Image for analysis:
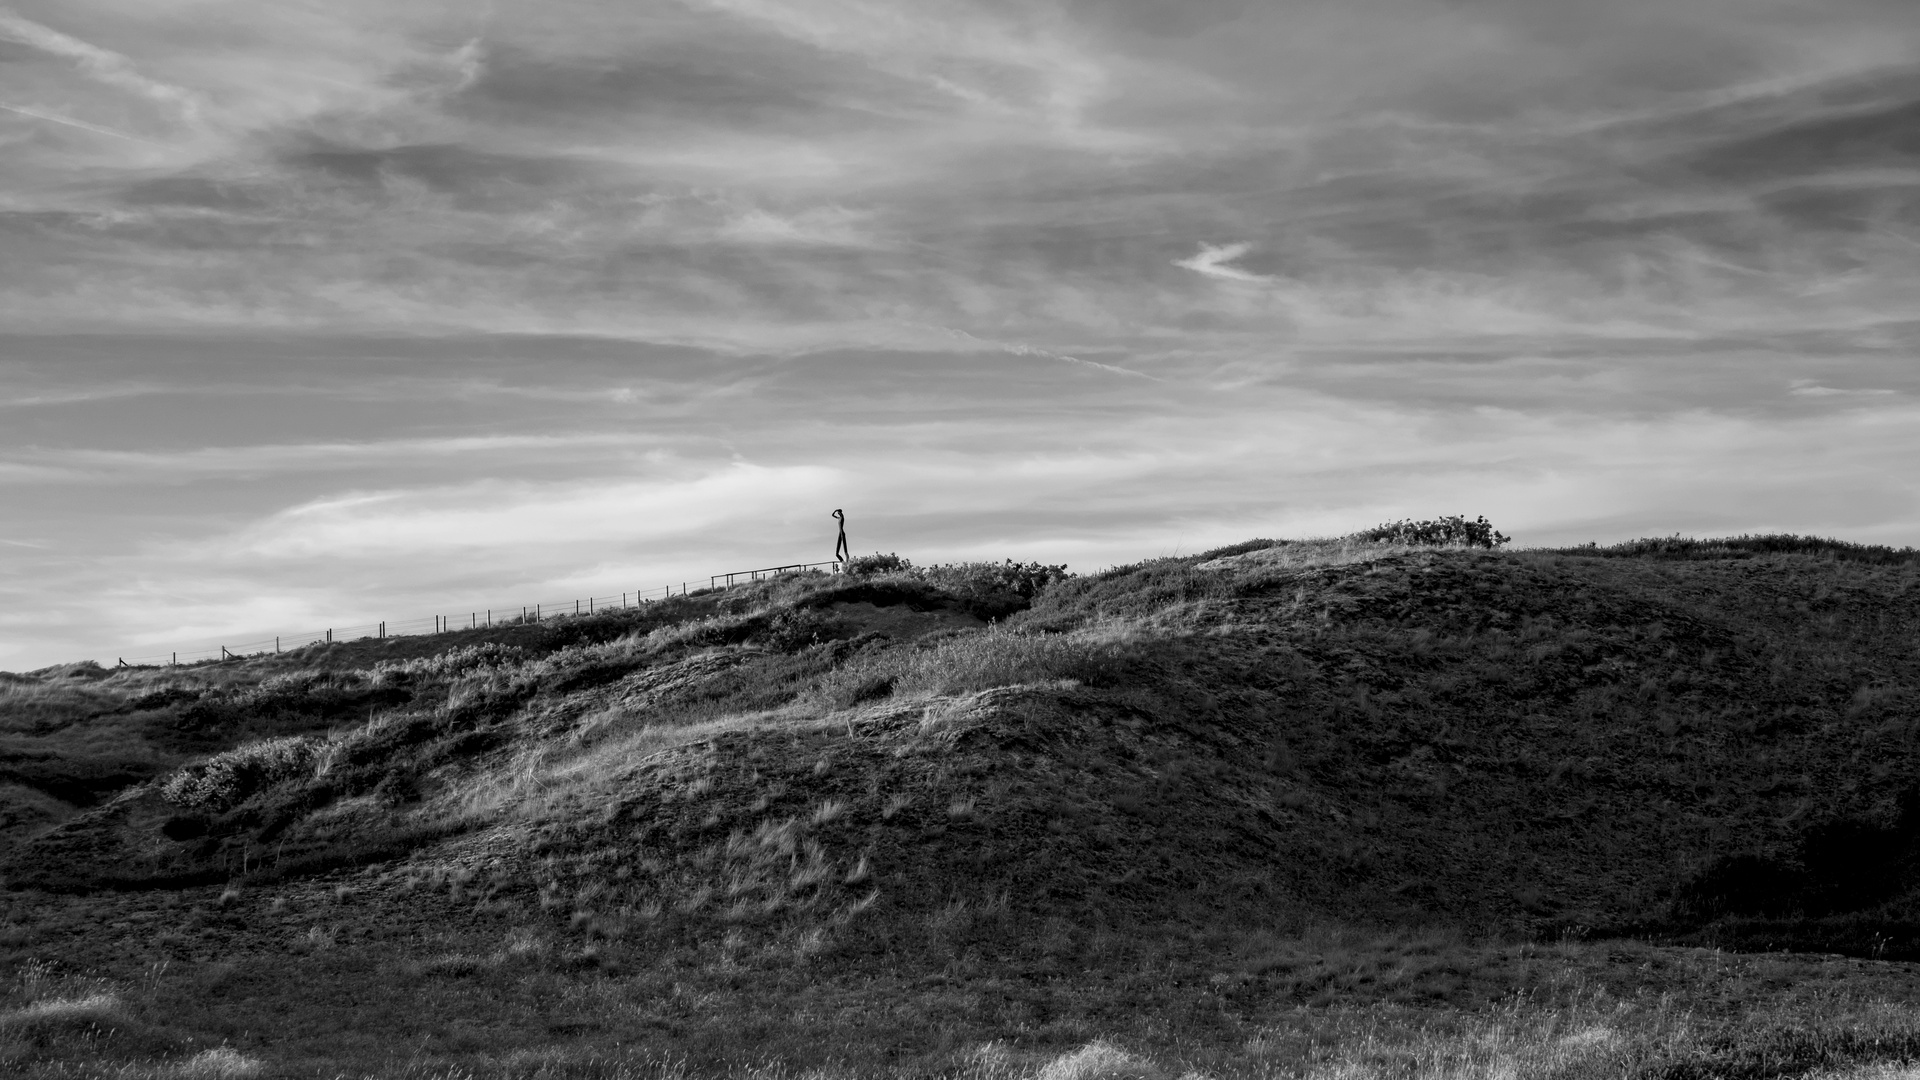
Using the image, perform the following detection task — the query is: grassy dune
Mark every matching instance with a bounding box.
[5,538,1920,1077]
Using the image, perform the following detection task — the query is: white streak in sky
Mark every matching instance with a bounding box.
[0,432,671,484]
[929,327,1157,380]
[0,9,203,122]
[1790,381,1898,398]
[1174,243,1273,283]
[999,342,1159,381]
[0,102,158,145]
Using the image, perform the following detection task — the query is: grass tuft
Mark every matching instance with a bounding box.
[173,1045,263,1079]
[1036,1040,1166,1080]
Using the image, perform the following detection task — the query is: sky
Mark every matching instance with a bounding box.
[3,0,1919,669]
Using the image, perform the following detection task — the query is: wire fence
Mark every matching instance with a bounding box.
[114,560,845,669]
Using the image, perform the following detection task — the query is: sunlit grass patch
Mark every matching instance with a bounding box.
[457,707,796,823]
[0,992,125,1032]
[1194,537,1425,571]
[1036,1040,1166,1080]
[171,1045,263,1079]
[816,623,1138,707]
[1218,994,1689,1080]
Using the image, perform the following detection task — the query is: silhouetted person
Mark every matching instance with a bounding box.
[833,509,850,563]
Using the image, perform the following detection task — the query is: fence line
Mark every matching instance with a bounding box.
[113,560,846,668]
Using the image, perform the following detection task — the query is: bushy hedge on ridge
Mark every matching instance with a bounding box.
[1352,515,1510,549]
[1556,534,1920,565]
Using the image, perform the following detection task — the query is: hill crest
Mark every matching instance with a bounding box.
[5,536,1919,965]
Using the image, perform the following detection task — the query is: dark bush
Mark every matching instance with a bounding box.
[1672,853,1807,920]
[762,608,828,651]
[373,769,422,805]
[1669,790,1920,926]
[161,815,209,840]
[846,552,913,575]
[919,560,1072,618]
[128,686,201,711]
[1352,515,1510,549]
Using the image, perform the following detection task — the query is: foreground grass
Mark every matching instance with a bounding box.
[6,914,1920,1079]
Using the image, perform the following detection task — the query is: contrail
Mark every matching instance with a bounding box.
[935,327,1161,381]
[0,102,160,145]
[0,10,203,123]
[1000,341,1161,381]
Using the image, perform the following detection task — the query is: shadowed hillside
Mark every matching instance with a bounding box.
[6,535,1920,1077]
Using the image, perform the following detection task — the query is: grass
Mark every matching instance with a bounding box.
[1546,533,1920,565]
[7,534,1920,1075]
[7,909,1920,1078]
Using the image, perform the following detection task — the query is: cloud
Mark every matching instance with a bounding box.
[1790,379,1899,397]
[929,327,1158,379]
[715,205,881,247]
[686,0,1115,128]
[1173,242,1273,283]
[4,369,1918,669]
[0,8,202,119]
[3,0,1920,667]
[0,433,674,485]
[0,101,156,144]
[217,463,844,560]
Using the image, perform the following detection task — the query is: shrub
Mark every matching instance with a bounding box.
[761,608,828,651]
[846,552,913,575]
[1559,534,1920,564]
[1353,515,1510,549]
[159,736,322,812]
[921,559,1071,602]
[128,685,202,711]
[368,644,527,687]
[862,559,1074,620]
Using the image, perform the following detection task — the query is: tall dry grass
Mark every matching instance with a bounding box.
[0,680,127,733]
[813,622,1143,707]
[1195,538,1457,573]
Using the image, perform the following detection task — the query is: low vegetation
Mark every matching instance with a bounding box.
[4,531,1920,1077]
